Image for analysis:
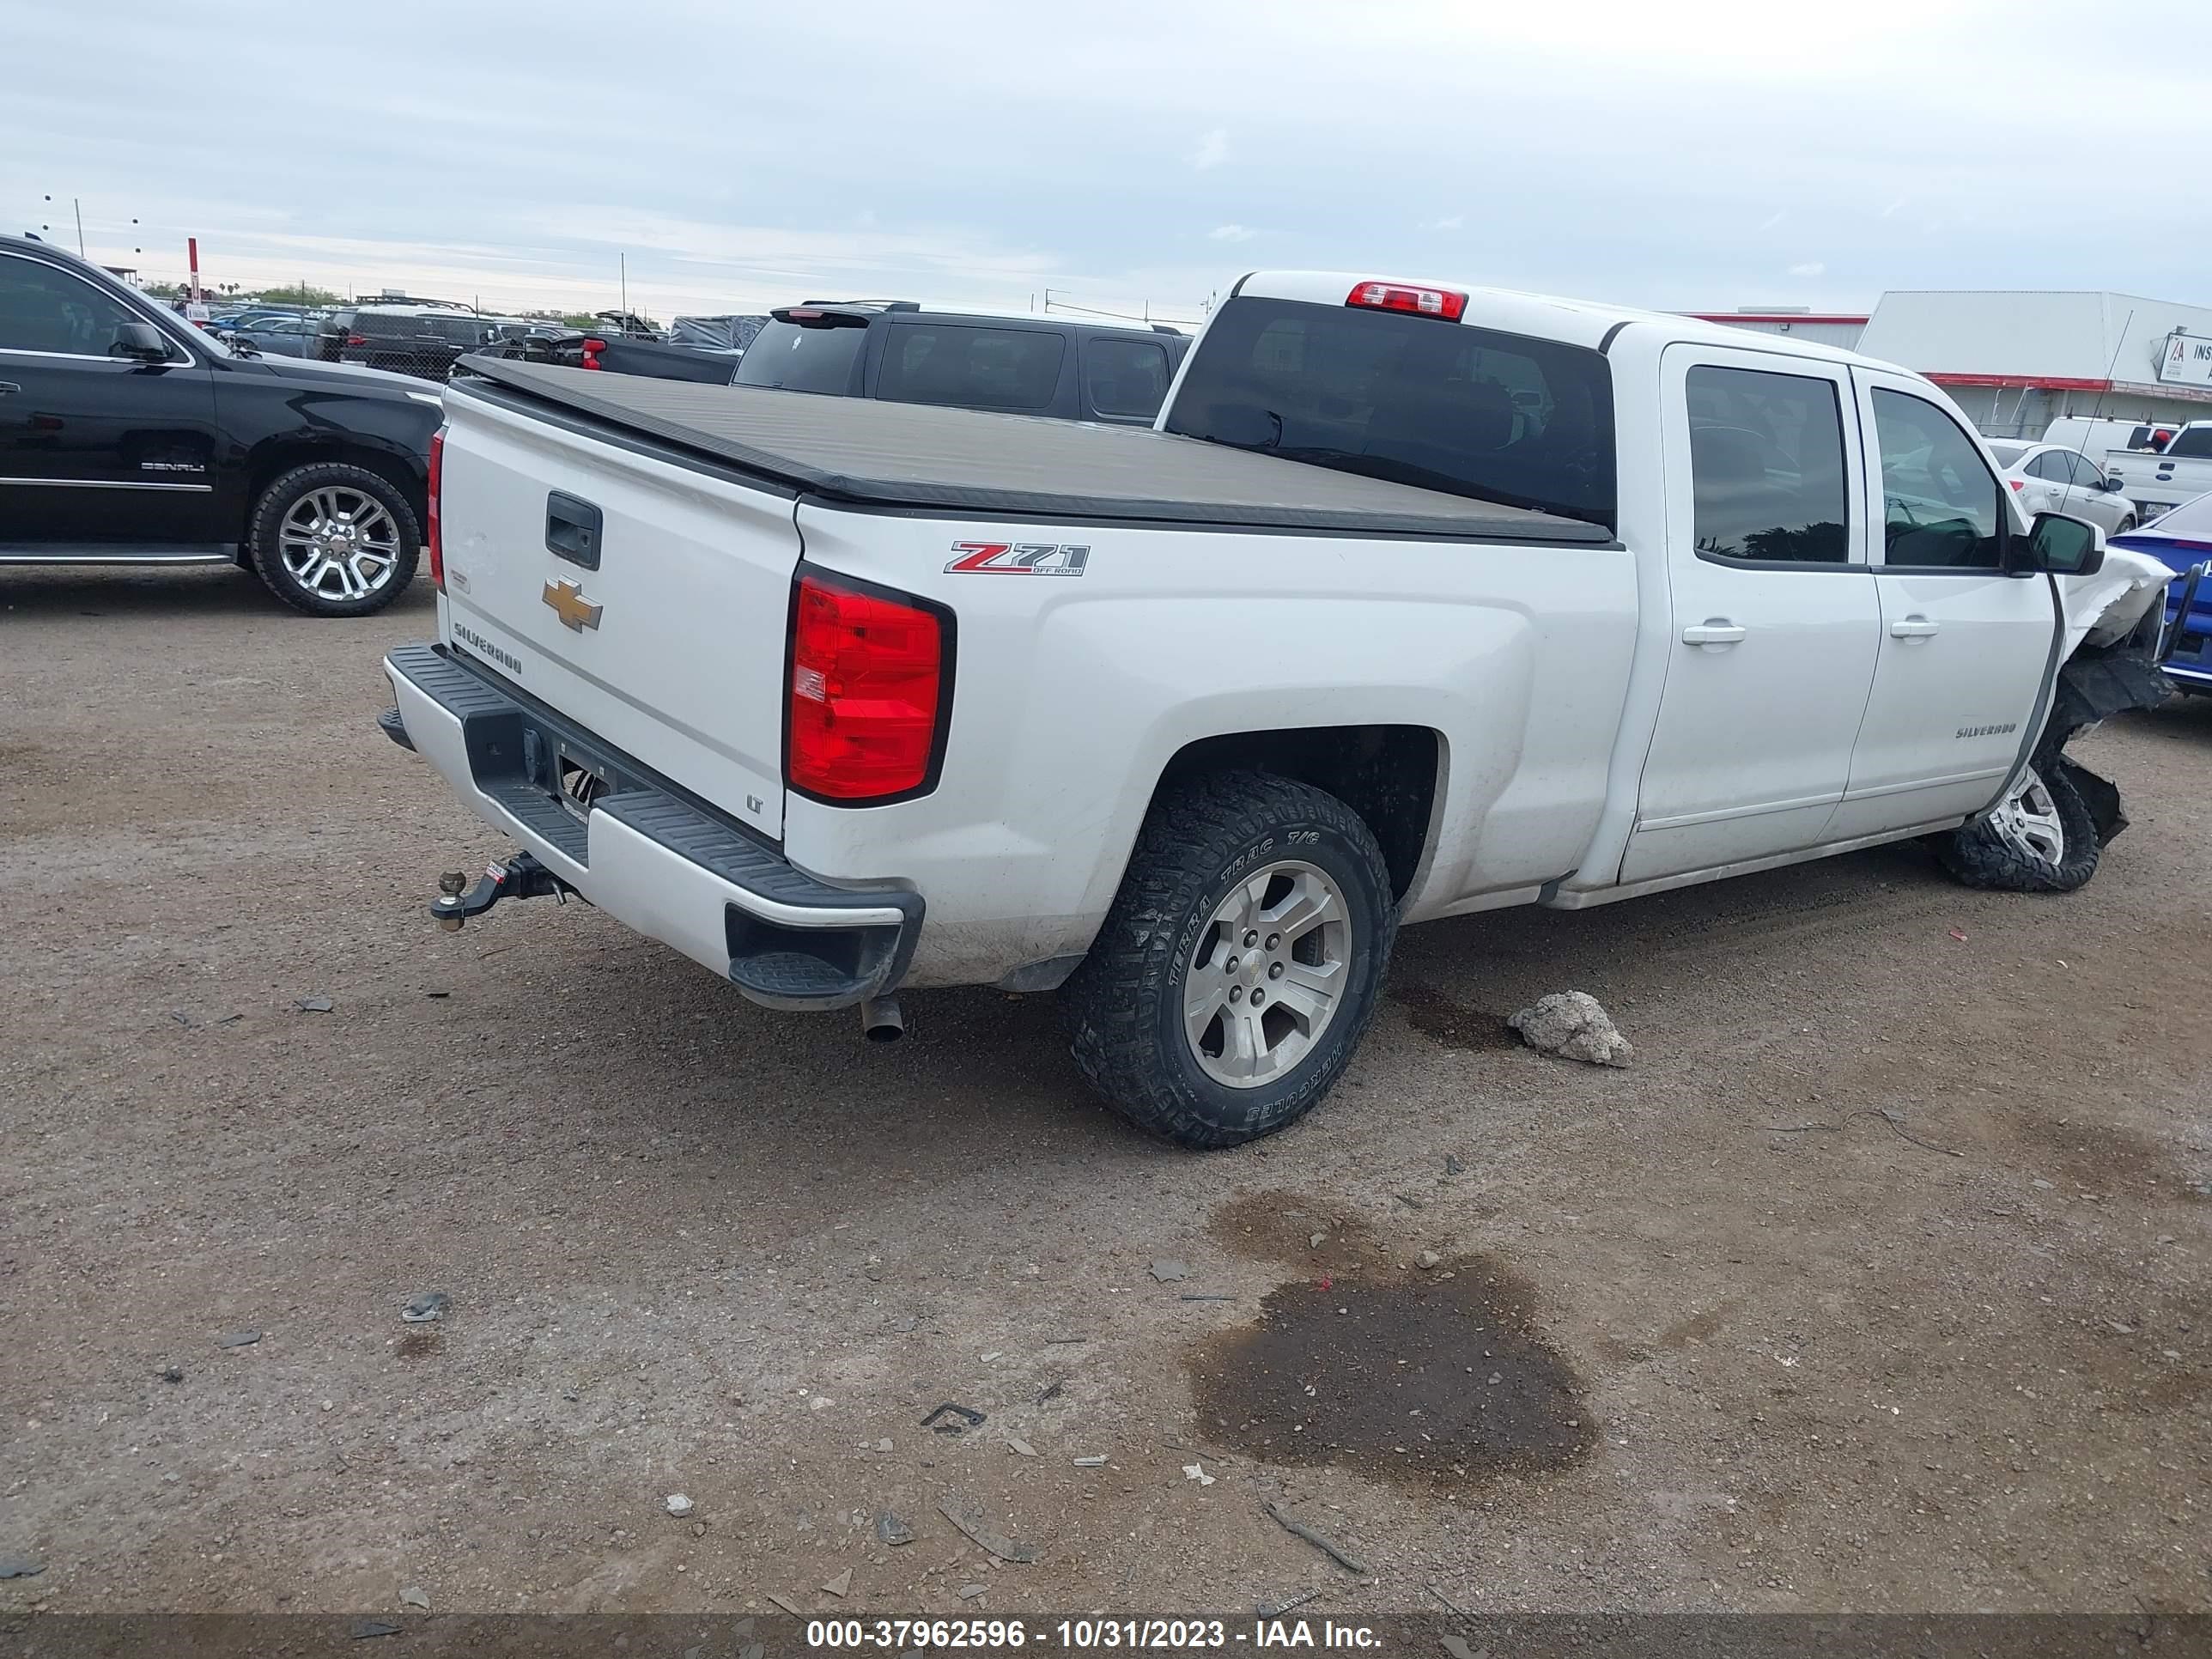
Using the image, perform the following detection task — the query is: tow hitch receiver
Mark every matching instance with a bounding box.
[430,851,568,931]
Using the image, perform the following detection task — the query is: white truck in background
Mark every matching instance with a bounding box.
[380,272,2170,1147]
[2103,420,2212,523]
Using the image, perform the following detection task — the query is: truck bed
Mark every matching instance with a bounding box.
[453,355,1611,544]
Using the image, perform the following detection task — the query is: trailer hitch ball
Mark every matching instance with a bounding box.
[434,871,469,931]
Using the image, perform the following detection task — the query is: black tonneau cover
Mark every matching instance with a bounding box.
[453,355,1610,544]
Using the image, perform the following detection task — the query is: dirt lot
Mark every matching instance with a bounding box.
[3,567,2209,1619]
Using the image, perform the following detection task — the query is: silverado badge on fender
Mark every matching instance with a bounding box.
[542,578,603,631]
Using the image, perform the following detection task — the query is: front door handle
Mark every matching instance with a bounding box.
[0,381,21,395]
[1681,620,1747,647]
[1889,616,1941,640]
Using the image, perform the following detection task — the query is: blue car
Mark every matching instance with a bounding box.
[2110,493,2212,695]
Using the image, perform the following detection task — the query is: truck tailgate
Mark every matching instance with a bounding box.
[437,379,799,840]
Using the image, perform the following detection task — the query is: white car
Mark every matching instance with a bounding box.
[1986,440,2141,534]
[381,271,2169,1147]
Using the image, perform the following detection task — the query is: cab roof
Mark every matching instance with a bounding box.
[1232,270,1883,371]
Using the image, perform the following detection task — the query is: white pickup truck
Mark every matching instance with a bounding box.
[380,271,2168,1147]
[2105,420,2212,523]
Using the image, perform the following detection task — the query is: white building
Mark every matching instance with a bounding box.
[1853,290,2212,439]
[1683,307,1869,351]
[1690,290,2212,440]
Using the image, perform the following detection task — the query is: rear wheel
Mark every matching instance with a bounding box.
[247,463,420,617]
[1061,772,1396,1148]
[1935,763,2100,892]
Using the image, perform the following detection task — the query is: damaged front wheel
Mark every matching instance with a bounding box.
[1935,763,2100,893]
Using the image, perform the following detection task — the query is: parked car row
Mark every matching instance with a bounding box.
[483,301,1193,427]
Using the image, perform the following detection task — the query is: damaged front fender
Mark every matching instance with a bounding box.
[2036,550,2179,845]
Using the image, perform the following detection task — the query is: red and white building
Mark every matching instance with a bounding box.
[1691,293,2212,440]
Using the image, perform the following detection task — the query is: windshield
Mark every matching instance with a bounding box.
[1164,295,1617,529]
[732,319,866,393]
[2133,491,2212,539]
[1985,440,2030,467]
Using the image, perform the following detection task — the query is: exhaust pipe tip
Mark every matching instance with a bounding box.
[860,994,905,1043]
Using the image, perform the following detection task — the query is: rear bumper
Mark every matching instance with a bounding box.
[381,641,920,1010]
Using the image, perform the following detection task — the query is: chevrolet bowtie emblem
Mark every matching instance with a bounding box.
[541,578,603,632]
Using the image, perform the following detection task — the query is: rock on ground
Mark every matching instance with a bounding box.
[1509,991,1633,1067]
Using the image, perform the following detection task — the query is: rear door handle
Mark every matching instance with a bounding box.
[0,381,20,395]
[1889,616,1941,639]
[1681,621,1747,647]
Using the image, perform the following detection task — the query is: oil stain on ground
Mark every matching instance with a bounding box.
[1192,1194,1592,1489]
[1390,982,1517,1053]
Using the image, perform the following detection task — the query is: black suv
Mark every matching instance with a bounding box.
[732,302,1189,423]
[1,235,439,616]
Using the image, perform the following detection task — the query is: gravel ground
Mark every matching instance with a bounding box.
[3,567,2208,1619]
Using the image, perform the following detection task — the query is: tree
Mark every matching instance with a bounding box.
[250,282,347,307]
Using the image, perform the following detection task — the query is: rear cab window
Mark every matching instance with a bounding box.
[1164,295,1616,530]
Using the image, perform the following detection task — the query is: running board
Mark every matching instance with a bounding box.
[0,545,237,564]
[1540,818,1969,909]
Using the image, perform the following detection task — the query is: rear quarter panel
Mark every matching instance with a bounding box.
[784,507,1638,987]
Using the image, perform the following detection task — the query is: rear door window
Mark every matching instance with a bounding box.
[1164,295,1616,529]
[1685,365,1850,563]
[877,325,1066,411]
[2167,427,2212,459]
[2025,451,2070,482]
[732,319,868,394]
[1084,337,1173,419]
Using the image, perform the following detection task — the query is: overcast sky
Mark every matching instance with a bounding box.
[8,0,2210,322]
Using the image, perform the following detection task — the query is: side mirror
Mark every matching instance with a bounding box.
[2025,510,2104,577]
[110,322,170,363]
[2100,475,2126,492]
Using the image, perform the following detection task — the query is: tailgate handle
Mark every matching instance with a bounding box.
[545,492,603,570]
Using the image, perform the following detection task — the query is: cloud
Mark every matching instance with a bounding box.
[11,0,2212,323]
[1207,224,1255,242]
[1788,261,1826,277]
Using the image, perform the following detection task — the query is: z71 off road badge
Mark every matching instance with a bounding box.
[944,541,1091,576]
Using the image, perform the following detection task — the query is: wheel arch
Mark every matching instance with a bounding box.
[237,437,427,557]
[1152,723,1443,903]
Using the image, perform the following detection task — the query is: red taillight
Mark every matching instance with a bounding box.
[579,336,607,370]
[787,571,947,801]
[426,428,446,591]
[345,332,368,347]
[1346,279,1468,321]
[2008,477,2027,492]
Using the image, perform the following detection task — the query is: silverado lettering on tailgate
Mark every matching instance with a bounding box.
[453,623,522,678]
